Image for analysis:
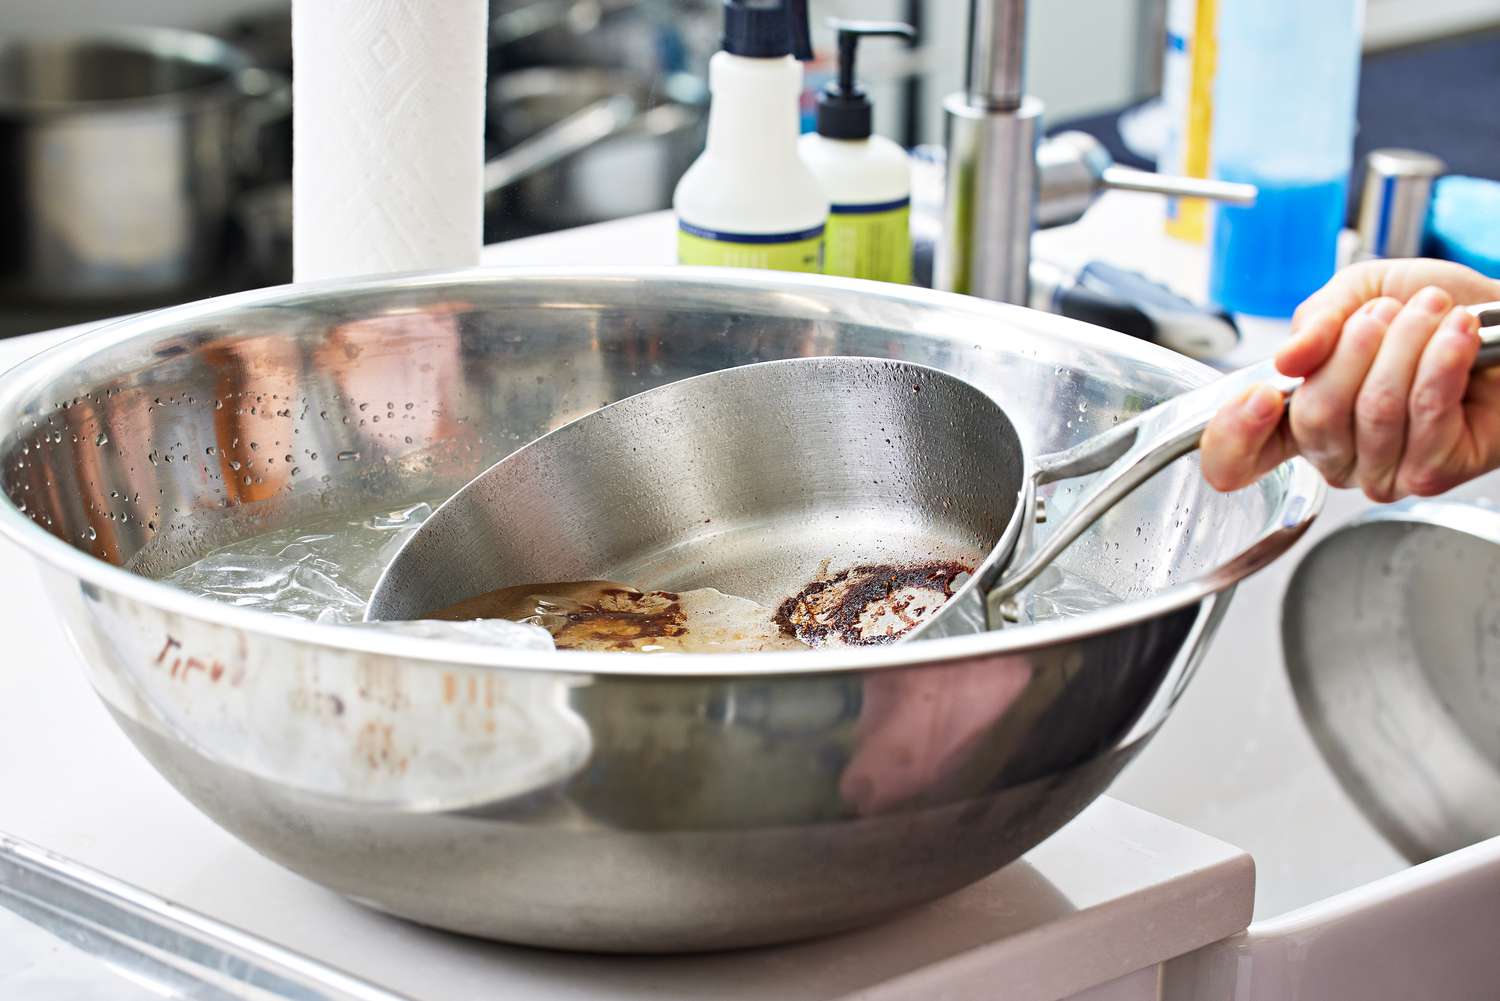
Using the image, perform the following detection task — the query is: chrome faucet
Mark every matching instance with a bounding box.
[934,0,1257,305]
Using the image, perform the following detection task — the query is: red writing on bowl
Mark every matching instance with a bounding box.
[154,636,246,686]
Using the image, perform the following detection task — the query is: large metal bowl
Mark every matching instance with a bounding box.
[0,268,1321,951]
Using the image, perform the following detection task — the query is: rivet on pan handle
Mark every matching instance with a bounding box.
[984,299,1500,627]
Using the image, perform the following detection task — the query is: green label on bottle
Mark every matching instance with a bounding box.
[825,200,912,285]
[677,221,824,273]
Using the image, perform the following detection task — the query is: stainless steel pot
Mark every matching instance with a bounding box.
[0,269,1322,951]
[0,29,288,304]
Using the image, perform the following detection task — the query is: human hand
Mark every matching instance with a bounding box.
[1201,259,1500,501]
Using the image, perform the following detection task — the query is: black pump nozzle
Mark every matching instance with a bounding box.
[722,0,814,61]
[818,19,915,140]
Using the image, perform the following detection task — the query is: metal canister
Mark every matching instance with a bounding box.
[1355,148,1447,261]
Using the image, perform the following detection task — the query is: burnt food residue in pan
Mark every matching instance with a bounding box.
[774,560,972,647]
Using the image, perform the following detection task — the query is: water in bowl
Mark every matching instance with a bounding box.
[161,501,437,625]
[160,501,1122,650]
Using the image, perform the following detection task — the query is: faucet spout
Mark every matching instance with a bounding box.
[966,0,1026,110]
[935,0,1038,304]
[936,0,1263,310]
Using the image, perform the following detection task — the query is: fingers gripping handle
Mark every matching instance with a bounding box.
[1472,300,1500,367]
[985,300,1500,623]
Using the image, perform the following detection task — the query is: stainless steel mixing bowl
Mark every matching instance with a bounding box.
[0,268,1322,951]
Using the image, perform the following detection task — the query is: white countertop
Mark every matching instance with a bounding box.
[0,194,1271,1001]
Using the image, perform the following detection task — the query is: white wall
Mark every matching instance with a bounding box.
[1366,0,1500,48]
[1029,0,1150,120]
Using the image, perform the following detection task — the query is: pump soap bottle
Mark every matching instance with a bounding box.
[798,20,915,284]
[674,0,828,273]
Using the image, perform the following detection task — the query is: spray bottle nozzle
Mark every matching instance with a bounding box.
[722,0,814,61]
[817,19,916,140]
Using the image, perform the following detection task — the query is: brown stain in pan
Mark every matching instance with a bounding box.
[774,560,972,647]
[428,580,689,651]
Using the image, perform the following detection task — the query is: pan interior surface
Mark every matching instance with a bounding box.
[366,357,1026,639]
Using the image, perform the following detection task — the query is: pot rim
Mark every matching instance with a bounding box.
[0,265,1325,678]
[0,26,259,119]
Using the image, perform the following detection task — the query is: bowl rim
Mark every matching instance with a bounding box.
[0,265,1325,678]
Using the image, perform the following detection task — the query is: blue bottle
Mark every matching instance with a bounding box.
[1208,0,1363,317]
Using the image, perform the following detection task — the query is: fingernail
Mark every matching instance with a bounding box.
[1369,298,1402,324]
[1243,384,1281,422]
[1293,308,1340,337]
[1438,307,1480,343]
[1415,286,1452,314]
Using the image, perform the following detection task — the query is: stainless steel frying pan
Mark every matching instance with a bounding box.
[1284,496,1500,862]
[368,303,1500,642]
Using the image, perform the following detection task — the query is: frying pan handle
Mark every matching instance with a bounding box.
[985,299,1500,622]
[1474,300,1500,367]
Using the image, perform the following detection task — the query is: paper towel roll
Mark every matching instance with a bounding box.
[293,0,486,281]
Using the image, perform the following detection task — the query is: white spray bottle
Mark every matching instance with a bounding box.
[673,0,828,273]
